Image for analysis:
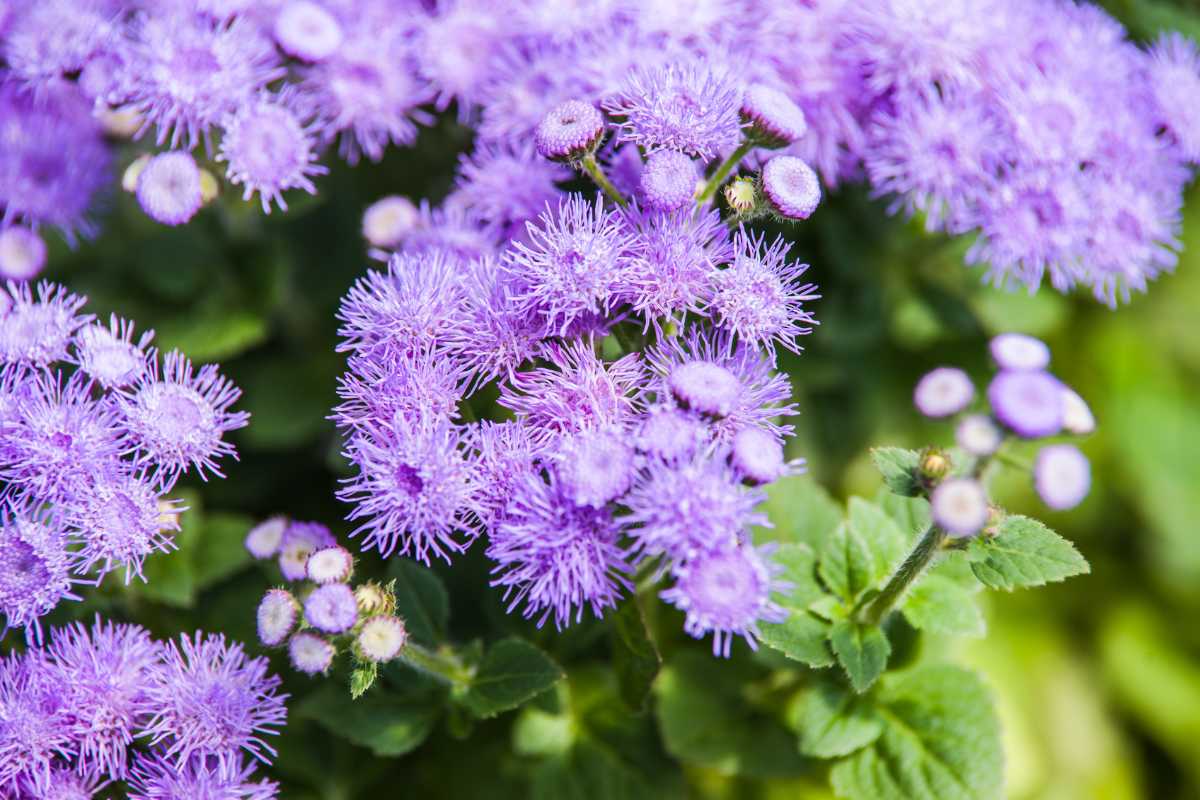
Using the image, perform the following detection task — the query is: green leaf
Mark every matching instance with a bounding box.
[771,543,828,608]
[756,475,843,548]
[968,516,1089,590]
[787,681,884,759]
[610,598,661,711]
[350,663,379,699]
[819,523,880,605]
[531,739,682,800]
[654,652,808,778]
[156,303,269,362]
[461,638,565,719]
[870,448,923,497]
[387,558,450,645]
[299,684,440,757]
[829,620,891,693]
[901,575,985,638]
[191,512,254,590]
[873,489,931,541]
[846,497,909,575]
[830,665,1003,800]
[759,611,834,667]
[513,707,575,757]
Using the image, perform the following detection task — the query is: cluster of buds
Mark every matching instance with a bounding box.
[245,517,408,684]
[908,333,1095,538]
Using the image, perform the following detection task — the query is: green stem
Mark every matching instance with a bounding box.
[396,642,473,686]
[695,140,755,205]
[993,450,1031,472]
[859,524,948,625]
[580,154,627,208]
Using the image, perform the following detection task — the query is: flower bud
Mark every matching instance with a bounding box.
[931,478,989,538]
[534,99,605,162]
[740,84,808,149]
[257,589,299,647]
[761,156,821,220]
[919,447,951,482]
[355,616,408,663]
[199,169,220,205]
[0,226,46,282]
[289,632,335,675]
[306,545,354,584]
[122,154,153,193]
[245,516,288,560]
[355,582,394,616]
[362,195,418,249]
[724,176,759,215]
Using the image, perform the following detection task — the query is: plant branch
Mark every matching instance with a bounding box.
[696,140,755,205]
[580,154,627,208]
[859,523,948,625]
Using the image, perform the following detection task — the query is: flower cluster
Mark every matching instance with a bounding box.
[0,616,285,798]
[0,281,248,642]
[3,1,1194,300]
[245,516,409,677]
[912,332,1095,537]
[334,64,824,655]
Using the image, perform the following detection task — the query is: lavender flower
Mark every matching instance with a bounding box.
[274,0,344,63]
[955,414,1002,457]
[760,156,822,220]
[288,632,334,676]
[0,226,47,281]
[74,316,154,390]
[0,506,78,644]
[636,406,706,463]
[554,427,636,508]
[709,228,819,356]
[256,590,298,648]
[65,468,180,581]
[244,516,288,560]
[534,99,605,162]
[729,426,794,485]
[661,544,787,657]
[913,367,974,418]
[306,545,354,584]
[449,142,570,238]
[639,150,697,211]
[355,616,407,663]
[931,477,989,538]
[136,152,204,227]
[987,370,1063,439]
[277,521,336,582]
[128,752,279,800]
[1148,33,1200,164]
[303,583,358,634]
[0,282,89,368]
[989,333,1050,371]
[470,420,542,527]
[0,652,73,791]
[487,470,631,629]
[740,84,808,149]
[218,95,327,213]
[1034,444,1091,511]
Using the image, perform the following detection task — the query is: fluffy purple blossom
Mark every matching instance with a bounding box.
[639,150,697,211]
[987,369,1063,439]
[1,0,122,86]
[274,0,344,63]
[0,281,89,368]
[276,521,336,582]
[128,752,279,800]
[74,316,155,389]
[487,470,631,629]
[740,83,808,148]
[288,632,334,676]
[65,468,181,581]
[0,505,78,643]
[931,477,990,538]
[913,367,974,418]
[0,651,74,791]
[554,427,636,508]
[470,420,542,527]
[256,589,298,648]
[449,142,570,239]
[534,99,605,162]
[303,583,358,634]
[136,152,204,227]
[1148,33,1200,163]
[761,156,822,220]
[1035,443,1091,511]
[636,406,706,463]
[218,94,327,213]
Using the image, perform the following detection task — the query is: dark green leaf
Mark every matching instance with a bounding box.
[759,611,834,667]
[192,512,255,590]
[611,597,661,711]
[787,680,884,758]
[830,620,891,693]
[299,684,440,757]
[387,558,450,645]
[968,516,1089,590]
[461,638,565,719]
[870,448,923,497]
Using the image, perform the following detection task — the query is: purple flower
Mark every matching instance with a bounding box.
[17,765,106,800]
[987,369,1063,439]
[1034,444,1091,511]
[355,616,407,663]
[303,583,358,634]
[0,652,74,791]
[729,426,796,486]
[620,207,731,332]
[502,194,633,336]
[604,61,743,159]
[136,152,204,227]
[288,632,334,676]
[218,94,327,213]
[661,544,788,657]
[416,0,512,118]
[65,468,181,581]
[639,150,697,211]
[0,506,78,643]
[931,477,989,538]
[741,84,808,148]
[955,414,1002,457]
[913,367,974,418]
[44,618,159,780]
[274,0,344,63]
[74,315,155,389]
[256,590,298,648]
[709,228,819,357]
[128,752,279,800]
[0,226,47,281]
[622,450,767,560]
[449,142,570,239]
[244,516,287,560]
[277,521,335,582]
[499,340,645,445]
[534,99,605,162]
[338,413,482,564]
[306,545,354,584]
[469,420,542,527]
[989,333,1050,371]
[2,0,121,86]
[554,427,636,508]
[760,156,822,220]
[1148,33,1200,163]
[143,632,287,769]
[400,201,501,262]
[636,406,706,463]
[487,470,631,629]
[334,349,467,432]
[0,281,89,368]
[668,360,741,418]
[119,350,250,484]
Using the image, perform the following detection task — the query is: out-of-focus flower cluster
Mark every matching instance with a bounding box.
[912,332,1096,538]
[0,616,285,799]
[2,0,1196,300]
[244,516,410,678]
[0,281,248,642]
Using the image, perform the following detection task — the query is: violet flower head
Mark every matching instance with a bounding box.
[636,406,706,463]
[1035,443,1091,511]
[218,95,328,214]
[0,652,74,791]
[303,583,358,634]
[128,752,279,800]
[256,589,298,648]
[931,477,989,538]
[639,150,697,211]
[338,413,482,564]
[120,349,250,485]
[605,61,743,160]
[487,470,631,629]
[449,142,570,239]
[913,367,974,418]
[502,193,633,336]
[554,427,636,508]
[277,521,335,582]
[74,316,155,390]
[987,369,1063,439]
[0,505,78,643]
[709,228,819,357]
[0,226,47,282]
[740,83,808,149]
[334,349,467,432]
[356,616,407,663]
[0,281,90,369]
[244,516,287,560]
[274,0,344,63]
[288,632,334,676]
[65,468,180,581]
[136,152,204,227]
[534,99,605,162]
[362,195,419,250]
[1148,33,1200,163]
[729,426,795,485]
[2,0,121,86]
[306,545,354,584]
[661,543,788,658]
[760,156,822,220]
[989,332,1050,371]
[470,419,542,527]
[143,632,287,769]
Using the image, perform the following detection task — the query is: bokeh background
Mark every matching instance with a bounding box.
[13,2,1200,797]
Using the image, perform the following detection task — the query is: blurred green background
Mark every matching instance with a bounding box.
[17,3,1200,797]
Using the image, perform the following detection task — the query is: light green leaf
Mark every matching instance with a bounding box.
[968,516,1089,590]
[759,611,834,667]
[846,497,909,575]
[787,680,884,759]
[873,489,931,541]
[299,684,440,757]
[387,558,450,645]
[461,638,565,719]
[819,524,878,605]
[771,543,827,608]
[756,475,843,548]
[610,597,661,711]
[829,620,891,693]
[830,665,1003,800]
[870,448,923,497]
[901,575,985,638]
[513,707,575,757]
[191,512,255,590]
[350,663,379,700]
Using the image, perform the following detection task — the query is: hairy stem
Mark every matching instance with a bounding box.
[580,153,627,208]
[396,642,473,686]
[696,140,755,205]
[859,523,948,625]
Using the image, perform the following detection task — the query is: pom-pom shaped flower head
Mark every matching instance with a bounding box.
[362,195,420,250]
[1147,33,1200,164]
[661,543,788,657]
[989,333,1050,371]
[554,427,637,508]
[760,156,822,220]
[73,316,154,390]
[277,521,335,581]
[120,350,250,485]
[288,632,334,676]
[303,583,358,634]
[142,632,287,769]
[0,650,74,790]
[931,477,990,537]
[306,545,354,584]
[1035,443,1091,511]
[64,468,181,581]
[709,228,819,357]
[0,505,78,644]
[451,141,570,239]
[0,282,89,369]
[487,470,631,629]
[128,752,279,800]
[245,516,288,560]
[535,99,605,162]
[913,367,975,418]
[0,227,47,281]
[356,616,408,663]
[987,369,1063,439]
[256,590,299,648]
[136,152,204,227]
[740,84,808,149]
[218,94,327,213]
[605,61,743,160]
[639,150,697,211]
[274,0,344,62]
